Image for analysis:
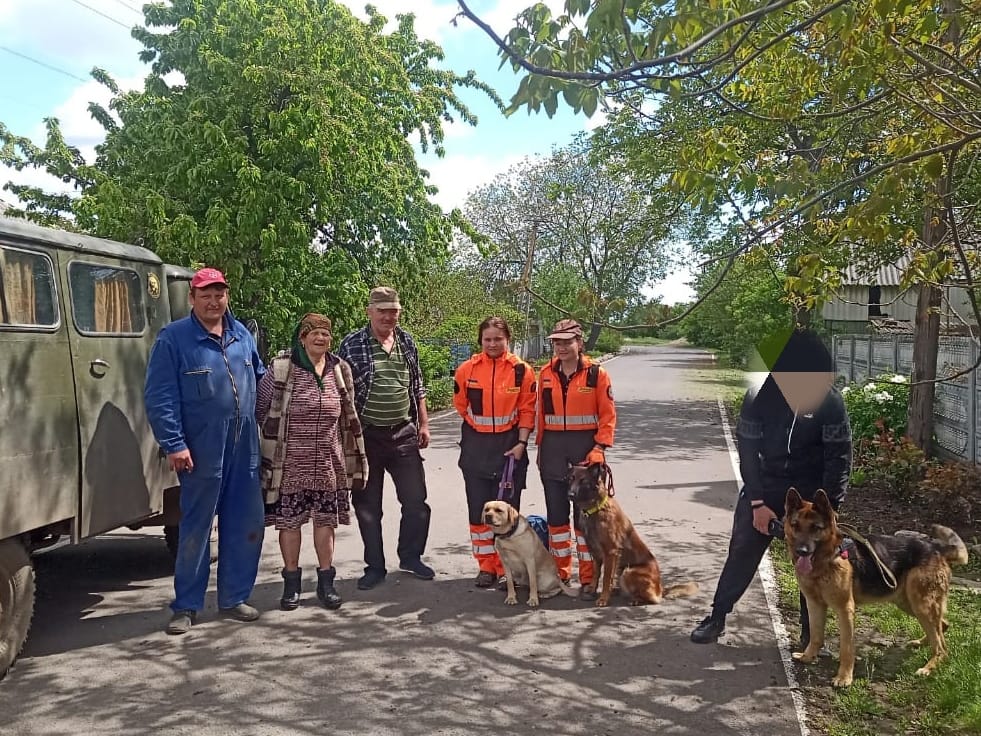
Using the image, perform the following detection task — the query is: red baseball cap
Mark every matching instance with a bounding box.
[191,267,229,289]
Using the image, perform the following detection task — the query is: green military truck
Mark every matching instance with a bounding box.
[0,217,208,679]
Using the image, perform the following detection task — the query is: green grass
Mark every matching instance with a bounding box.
[768,544,981,734]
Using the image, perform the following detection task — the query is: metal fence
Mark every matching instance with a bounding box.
[832,334,980,462]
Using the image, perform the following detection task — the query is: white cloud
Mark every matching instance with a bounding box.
[0,0,144,74]
[421,150,526,211]
[338,0,461,42]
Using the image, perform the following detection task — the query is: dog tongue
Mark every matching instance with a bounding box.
[795,555,813,575]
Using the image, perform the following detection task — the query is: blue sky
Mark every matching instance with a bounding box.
[0,0,694,303]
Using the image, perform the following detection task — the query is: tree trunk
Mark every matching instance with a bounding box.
[907,202,946,452]
[584,321,603,352]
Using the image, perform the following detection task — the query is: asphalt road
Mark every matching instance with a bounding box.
[0,344,804,736]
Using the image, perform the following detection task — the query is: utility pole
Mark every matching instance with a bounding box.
[519,222,538,359]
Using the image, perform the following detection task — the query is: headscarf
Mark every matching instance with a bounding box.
[290,313,333,391]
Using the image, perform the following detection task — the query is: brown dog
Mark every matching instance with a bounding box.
[785,488,969,687]
[568,464,698,607]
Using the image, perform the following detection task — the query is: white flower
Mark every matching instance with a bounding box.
[874,391,893,403]
[864,383,877,392]
[891,375,907,384]
[841,386,850,394]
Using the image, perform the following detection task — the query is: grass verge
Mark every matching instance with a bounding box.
[769,542,981,735]
[685,349,981,734]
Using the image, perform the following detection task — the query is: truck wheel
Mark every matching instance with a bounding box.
[0,539,34,681]
[163,525,218,564]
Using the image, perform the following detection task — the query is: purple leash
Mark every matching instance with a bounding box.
[497,454,516,501]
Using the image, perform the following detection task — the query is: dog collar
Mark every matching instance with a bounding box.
[494,521,520,540]
[581,495,610,517]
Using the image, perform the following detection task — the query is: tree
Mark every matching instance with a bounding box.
[2,0,496,347]
[455,0,981,453]
[464,134,677,350]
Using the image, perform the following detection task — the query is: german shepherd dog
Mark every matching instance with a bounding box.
[785,488,969,687]
[568,464,698,607]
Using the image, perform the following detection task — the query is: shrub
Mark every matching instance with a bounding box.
[853,423,929,500]
[425,376,454,412]
[416,342,451,384]
[841,373,910,442]
[591,328,624,355]
[919,460,981,525]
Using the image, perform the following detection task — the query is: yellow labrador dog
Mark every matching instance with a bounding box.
[482,500,577,607]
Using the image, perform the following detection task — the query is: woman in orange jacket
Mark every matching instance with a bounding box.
[453,316,537,588]
[536,318,617,600]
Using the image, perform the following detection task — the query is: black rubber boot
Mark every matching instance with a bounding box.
[317,567,342,610]
[281,568,302,611]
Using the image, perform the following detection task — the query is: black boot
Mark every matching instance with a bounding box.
[317,567,342,610]
[281,568,302,611]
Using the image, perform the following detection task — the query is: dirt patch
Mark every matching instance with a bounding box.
[839,480,981,582]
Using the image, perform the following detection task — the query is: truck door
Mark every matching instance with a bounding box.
[59,254,168,539]
[0,243,78,541]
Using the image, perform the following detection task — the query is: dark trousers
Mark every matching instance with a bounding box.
[353,422,431,573]
[542,479,574,527]
[711,489,810,634]
[465,474,522,524]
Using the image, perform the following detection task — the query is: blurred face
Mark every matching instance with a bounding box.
[481,326,508,359]
[368,306,400,335]
[301,328,332,361]
[771,371,835,413]
[552,336,581,363]
[189,285,229,324]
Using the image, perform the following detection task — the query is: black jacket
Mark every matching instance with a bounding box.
[736,378,852,509]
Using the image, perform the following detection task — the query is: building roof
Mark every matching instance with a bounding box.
[841,254,912,287]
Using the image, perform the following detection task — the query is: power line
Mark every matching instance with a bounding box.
[0,46,89,83]
[66,0,133,29]
[109,0,143,15]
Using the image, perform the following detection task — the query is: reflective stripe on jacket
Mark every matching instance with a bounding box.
[452,351,537,433]
[536,355,616,447]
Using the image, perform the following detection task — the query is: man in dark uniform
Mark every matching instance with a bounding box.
[690,327,852,646]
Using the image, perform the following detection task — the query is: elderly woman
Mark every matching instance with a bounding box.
[256,313,367,611]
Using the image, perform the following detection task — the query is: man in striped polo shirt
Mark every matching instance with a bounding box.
[337,286,435,590]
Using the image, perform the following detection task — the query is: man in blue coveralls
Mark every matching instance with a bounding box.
[145,267,266,635]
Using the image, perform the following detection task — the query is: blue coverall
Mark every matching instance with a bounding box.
[144,310,266,613]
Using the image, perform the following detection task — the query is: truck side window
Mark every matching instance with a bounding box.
[68,262,146,335]
[0,246,58,328]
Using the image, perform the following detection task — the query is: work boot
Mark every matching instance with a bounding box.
[221,603,260,622]
[317,567,343,610]
[166,609,196,636]
[357,568,386,590]
[281,568,302,611]
[690,613,726,644]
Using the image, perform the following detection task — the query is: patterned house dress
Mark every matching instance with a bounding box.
[257,366,351,530]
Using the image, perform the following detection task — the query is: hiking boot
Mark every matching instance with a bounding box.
[281,568,302,611]
[166,609,196,636]
[317,567,343,610]
[221,603,260,622]
[475,571,497,588]
[399,559,435,580]
[497,575,509,591]
[690,614,726,644]
[579,586,598,602]
[357,568,387,590]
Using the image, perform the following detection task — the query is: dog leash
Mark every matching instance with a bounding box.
[838,522,898,590]
[603,462,615,497]
[497,455,516,501]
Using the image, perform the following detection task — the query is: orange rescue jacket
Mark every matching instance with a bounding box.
[453,351,537,433]
[536,355,616,447]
